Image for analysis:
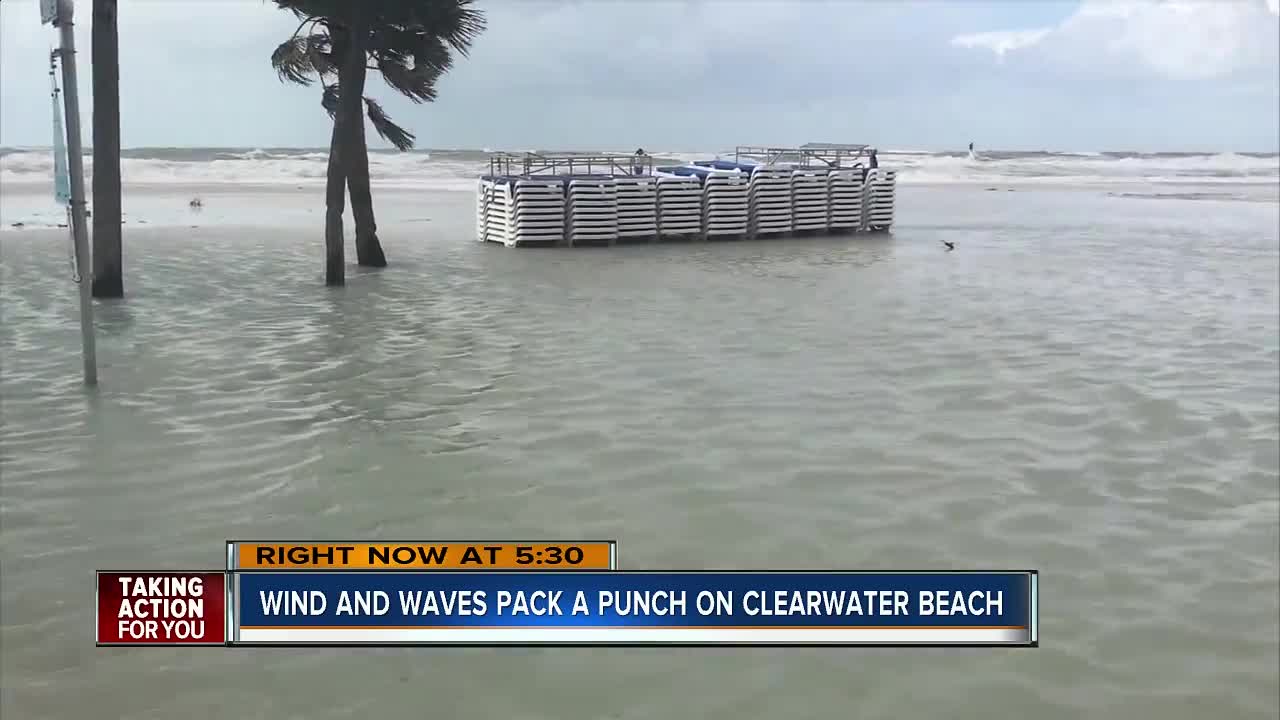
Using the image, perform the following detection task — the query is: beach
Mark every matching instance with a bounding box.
[2,153,1279,718]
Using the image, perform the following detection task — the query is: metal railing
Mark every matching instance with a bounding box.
[732,143,875,169]
[488,152,653,178]
[483,143,879,178]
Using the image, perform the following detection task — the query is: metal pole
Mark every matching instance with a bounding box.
[55,0,98,386]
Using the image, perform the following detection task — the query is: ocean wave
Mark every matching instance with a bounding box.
[1,147,1276,189]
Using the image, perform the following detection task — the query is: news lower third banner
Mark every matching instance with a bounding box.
[233,571,1035,646]
[227,541,618,571]
[97,565,1038,647]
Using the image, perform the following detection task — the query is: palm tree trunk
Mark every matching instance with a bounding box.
[91,0,123,298]
[337,13,386,268]
[324,119,346,286]
[322,17,369,288]
[348,114,386,267]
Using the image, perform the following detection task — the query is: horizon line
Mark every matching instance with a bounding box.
[2,145,1278,156]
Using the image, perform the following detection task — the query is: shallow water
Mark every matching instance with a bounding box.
[2,185,1278,719]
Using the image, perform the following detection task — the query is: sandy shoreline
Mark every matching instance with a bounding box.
[1,181,477,196]
[2,184,471,232]
[4,180,1275,234]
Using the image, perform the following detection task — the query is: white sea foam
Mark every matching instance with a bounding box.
[2,147,1276,192]
[0,148,479,193]
[888,150,1280,185]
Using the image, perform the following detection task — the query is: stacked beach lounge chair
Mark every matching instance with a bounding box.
[475,178,493,242]
[614,175,658,242]
[745,164,794,237]
[790,167,829,233]
[475,146,894,247]
[863,168,896,231]
[826,169,863,233]
[653,169,703,240]
[690,161,750,239]
[566,175,619,246]
[475,176,566,247]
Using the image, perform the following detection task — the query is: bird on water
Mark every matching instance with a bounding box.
[941,240,955,251]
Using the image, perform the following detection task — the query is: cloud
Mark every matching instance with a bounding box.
[1,0,1276,150]
[950,29,1051,60]
[952,0,1280,79]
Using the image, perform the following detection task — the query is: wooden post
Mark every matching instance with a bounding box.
[91,0,123,298]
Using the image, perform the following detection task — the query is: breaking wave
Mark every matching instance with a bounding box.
[1,146,1276,189]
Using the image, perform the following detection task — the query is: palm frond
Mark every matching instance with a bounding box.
[371,28,453,72]
[410,35,454,77]
[273,0,343,23]
[364,97,415,151]
[273,0,490,131]
[375,51,442,104]
[269,0,307,19]
[321,83,340,117]
[304,33,338,77]
[271,36,316,85]
[406,0,487,57]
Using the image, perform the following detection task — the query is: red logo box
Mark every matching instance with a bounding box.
[96,572,226,646]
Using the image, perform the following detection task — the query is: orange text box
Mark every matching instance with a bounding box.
[232,542,614,570]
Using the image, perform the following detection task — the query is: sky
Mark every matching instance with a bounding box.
[1,0,1277,152]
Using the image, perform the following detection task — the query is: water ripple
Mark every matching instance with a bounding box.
[2,187,1278,719]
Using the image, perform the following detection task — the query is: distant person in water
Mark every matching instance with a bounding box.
[969,142,974,152]
[869,149,878,169]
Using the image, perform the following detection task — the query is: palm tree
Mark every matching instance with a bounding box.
[92,0,123,298]
[270,0,485,285]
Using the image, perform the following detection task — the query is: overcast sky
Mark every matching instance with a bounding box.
[2,0,1277,152]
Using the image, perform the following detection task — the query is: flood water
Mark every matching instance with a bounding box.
[2,184,1278,719]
